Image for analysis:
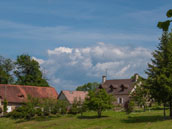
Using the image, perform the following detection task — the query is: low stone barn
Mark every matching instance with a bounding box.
[99,74,138,107]
[58,90,88,105]
[0,84,58,112]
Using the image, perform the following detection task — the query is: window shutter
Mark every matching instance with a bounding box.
[122,98,124,104]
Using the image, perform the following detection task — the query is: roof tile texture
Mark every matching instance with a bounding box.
[61,90,88,104]
[101,79,135,95]
[0,84,58,103]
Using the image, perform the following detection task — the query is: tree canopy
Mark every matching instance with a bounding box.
[85,89,114,117]
[76,82,99,91]
[157,9,172,31]
[0,56,14,84]
[14,54,49,87]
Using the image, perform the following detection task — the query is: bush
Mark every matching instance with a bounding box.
[36,108,42,116]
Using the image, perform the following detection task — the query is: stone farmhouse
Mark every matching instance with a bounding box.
[0,84,58,113]
[99,74,139,107]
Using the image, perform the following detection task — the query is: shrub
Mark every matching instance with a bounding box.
[36,108,42,116]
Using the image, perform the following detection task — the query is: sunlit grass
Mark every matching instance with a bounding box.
[0,109,172,129]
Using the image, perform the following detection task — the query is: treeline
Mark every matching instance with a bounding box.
[0,54,49,87]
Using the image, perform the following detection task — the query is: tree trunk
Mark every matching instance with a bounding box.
[163,103,166,119]
[98,109,101,118]
[170,101,172,118]
[143,105,146,112]
[80,111,83,117]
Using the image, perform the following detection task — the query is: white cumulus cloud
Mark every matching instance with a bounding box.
[36,43,152,92]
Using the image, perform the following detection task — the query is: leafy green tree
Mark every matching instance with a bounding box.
[157,9,172,31]
[0,56,14,84]
[69,98,79,114]
[76,82,99,91]
[14,54,49,87]
[146,31,172,118]
[85,89,114,117]
[77,98,87,117]
[131,77,150,111]
[57,100,69,115]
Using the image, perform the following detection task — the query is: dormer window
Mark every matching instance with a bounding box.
[120,84,128,91]
[18,94,24,98]
[109,85,117,92]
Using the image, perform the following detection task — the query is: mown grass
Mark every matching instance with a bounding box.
[0,110,172,129]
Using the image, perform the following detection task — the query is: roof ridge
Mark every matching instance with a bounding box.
[106,79,132,81]
[0,84,54,89]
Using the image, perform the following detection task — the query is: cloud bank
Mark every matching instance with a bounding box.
[33,43,152,92]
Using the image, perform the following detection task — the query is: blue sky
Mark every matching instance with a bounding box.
[0,0,171,92]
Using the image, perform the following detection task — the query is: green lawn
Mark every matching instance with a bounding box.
[0,110,172,129]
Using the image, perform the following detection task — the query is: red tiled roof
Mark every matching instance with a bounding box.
[59,90,88,104]
[0,84,58,103]
[100,79,135,95]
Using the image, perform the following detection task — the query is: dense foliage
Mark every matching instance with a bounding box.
[7,97,70,120]
[0,54,49,87]
[157,9,172,31]
[14,54,49,87]
[0,56,14,84]
[76,82,99,91]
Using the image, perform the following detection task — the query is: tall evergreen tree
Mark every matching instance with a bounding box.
[146,32,172,117]
[14,54,49,87]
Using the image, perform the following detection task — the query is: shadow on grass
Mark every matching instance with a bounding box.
[77,115,108,119]
[121,115,170,123]
[15,115,61,123]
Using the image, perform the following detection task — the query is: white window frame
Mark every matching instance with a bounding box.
[117,97,124,104]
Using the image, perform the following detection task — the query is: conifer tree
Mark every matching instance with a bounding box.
[146,32,172,117]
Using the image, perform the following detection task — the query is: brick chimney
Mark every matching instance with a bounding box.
[134,73,139,82]
[102,75,106,84]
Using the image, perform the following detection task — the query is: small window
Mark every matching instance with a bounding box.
[118,98,123,104]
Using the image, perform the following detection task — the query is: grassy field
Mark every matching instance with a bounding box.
[0,110,172,129]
